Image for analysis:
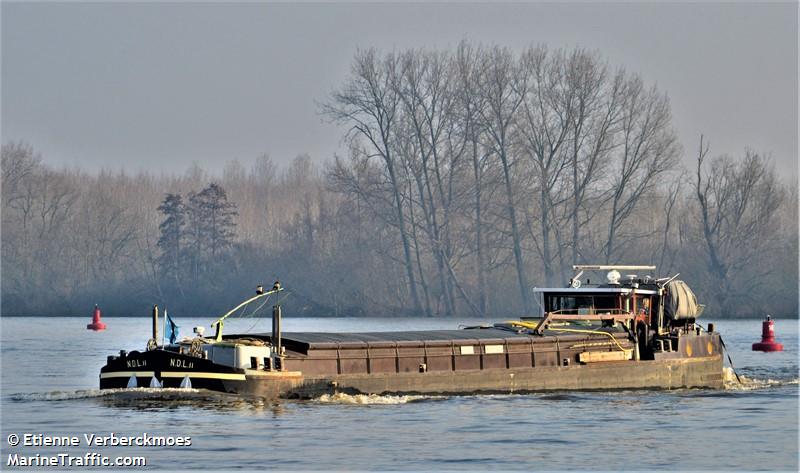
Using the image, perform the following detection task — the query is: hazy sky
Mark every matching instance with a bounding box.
[2,1,797,176]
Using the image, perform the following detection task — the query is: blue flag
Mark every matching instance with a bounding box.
[165,311,179,344]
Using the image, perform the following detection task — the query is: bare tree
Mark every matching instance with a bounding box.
[694,136,786,315]
[395,49,468,315]
[455,40,490,315]
[517,46,574,285]
[323,49,423,314]
[602,78,680,262]
[476,45,532,311]
[2,142,41,210]
[657,178,682,274]
[564,54,624,266]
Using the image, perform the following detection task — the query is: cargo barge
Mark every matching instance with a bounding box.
[99,266,725,397]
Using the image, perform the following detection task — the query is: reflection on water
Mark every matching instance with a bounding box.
[9,387,201,402]
[92,389,290,416]
[1,317,797,470]
[536,393,583,402]
[98,393,289,416]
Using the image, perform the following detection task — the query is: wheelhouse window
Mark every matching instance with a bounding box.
[544,294,620,315]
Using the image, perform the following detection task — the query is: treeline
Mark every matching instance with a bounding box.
[2,42,797,318]
[1,147,341,317]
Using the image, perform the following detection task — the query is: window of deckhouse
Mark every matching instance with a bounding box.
[545,294,620,314]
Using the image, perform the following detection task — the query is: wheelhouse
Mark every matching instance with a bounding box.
[530,265,704,358]
[533,287,661,328]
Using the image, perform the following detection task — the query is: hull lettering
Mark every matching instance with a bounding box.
[169,359,194,369]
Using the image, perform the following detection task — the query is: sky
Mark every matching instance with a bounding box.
[2,1,797,176]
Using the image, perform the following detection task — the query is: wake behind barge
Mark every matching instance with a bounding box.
[99,266,724,398]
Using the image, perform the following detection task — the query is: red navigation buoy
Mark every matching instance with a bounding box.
[87,304,107,331]
[752,315,783,352]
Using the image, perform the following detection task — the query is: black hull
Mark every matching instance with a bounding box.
[100,349,244,392]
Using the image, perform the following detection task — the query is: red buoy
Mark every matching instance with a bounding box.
[87,304,107,331]
[752,315,783,352]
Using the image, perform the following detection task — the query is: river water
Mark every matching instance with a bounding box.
[1,316,797,471]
